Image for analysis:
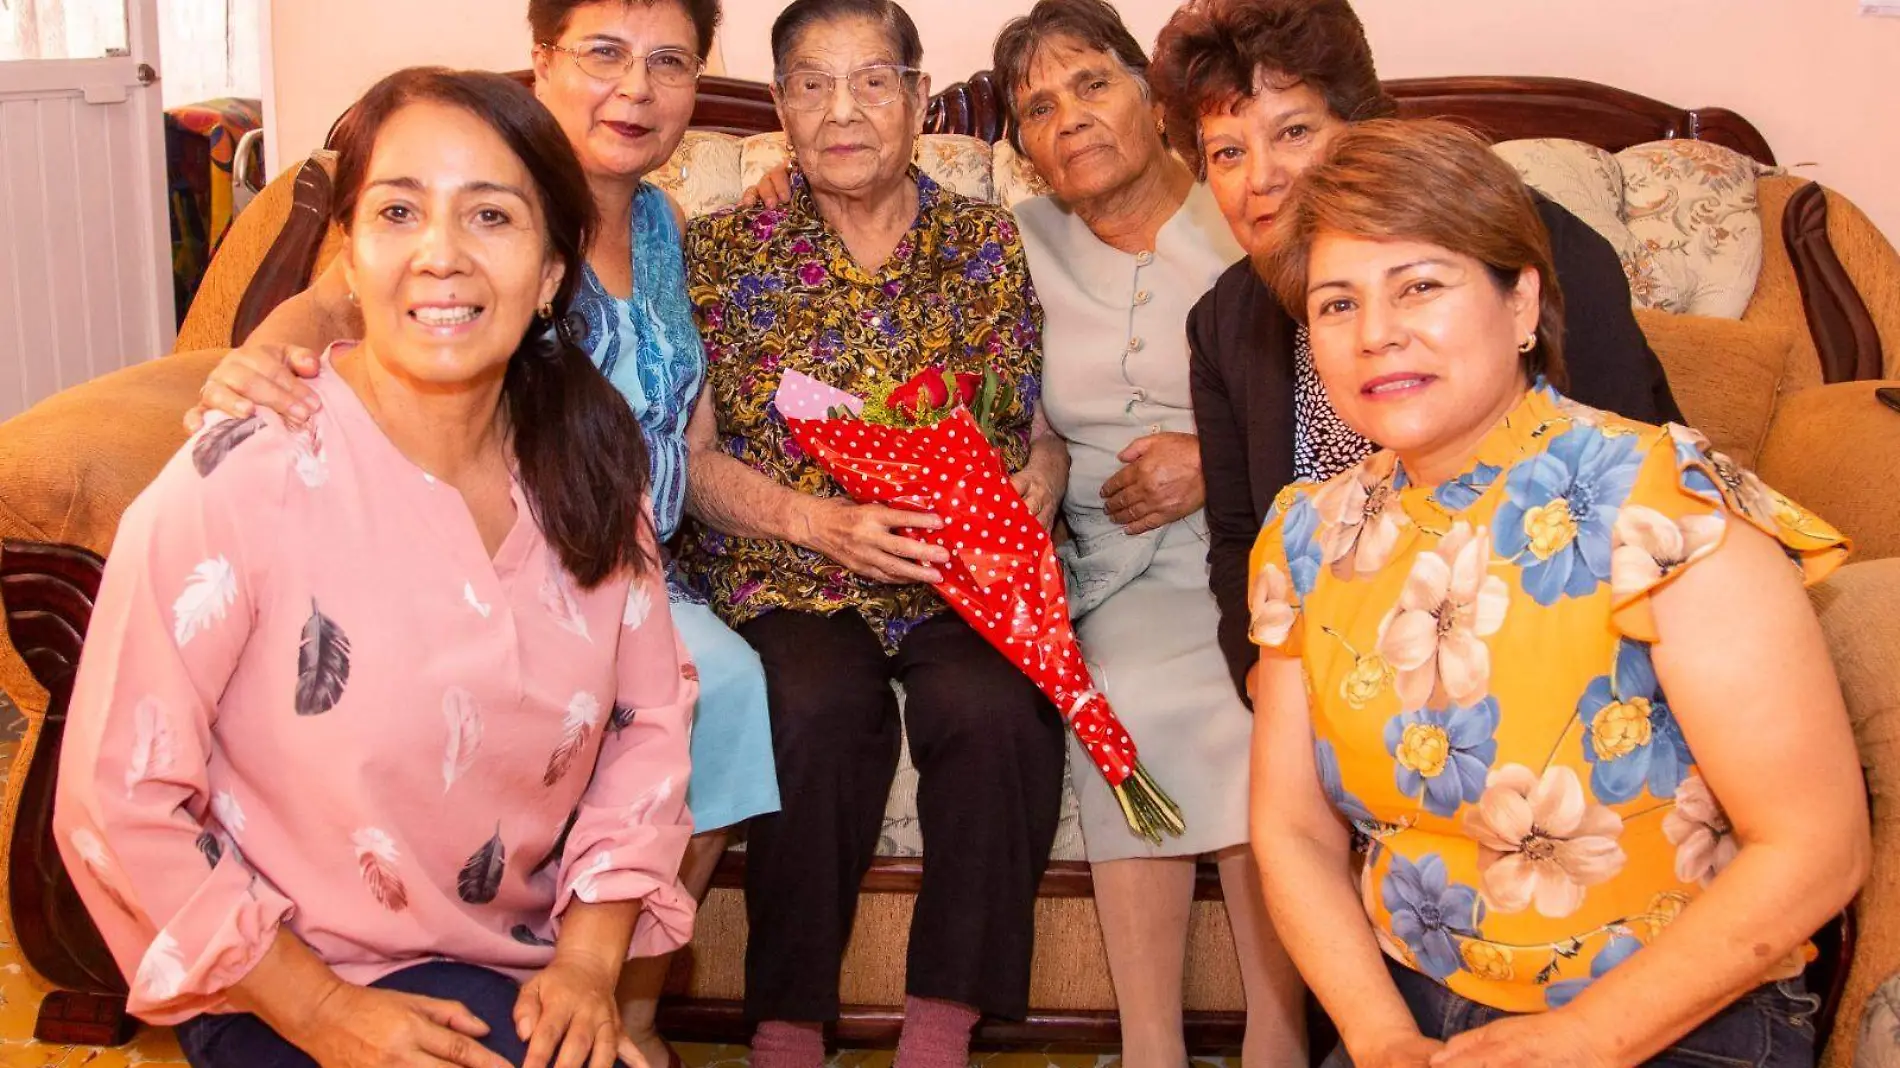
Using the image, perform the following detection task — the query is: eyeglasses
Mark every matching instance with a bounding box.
[774,64,922,111]
[542,42,705,89]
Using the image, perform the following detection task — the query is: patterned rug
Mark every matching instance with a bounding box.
[0,694,1219,1068]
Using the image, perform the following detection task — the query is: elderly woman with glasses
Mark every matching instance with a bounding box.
[181,3,780,1066]
[676,1,1069,1065]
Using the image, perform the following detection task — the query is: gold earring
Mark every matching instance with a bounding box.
[1518,332,1536,354]
[537,302,555,321]
[347,290,359,306]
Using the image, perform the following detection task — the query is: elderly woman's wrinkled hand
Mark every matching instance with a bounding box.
[1101,432,1205,534]
[185,343,324,432]
[738,162,795,210]
[1426,1011,1611,1068]
[1011,468,1062,531]
[803,497,948,585]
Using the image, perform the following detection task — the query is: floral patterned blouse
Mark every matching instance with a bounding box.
[679,167,1042,650]
[1248,385,1848,1013]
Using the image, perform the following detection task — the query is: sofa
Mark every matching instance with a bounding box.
[2,73,1898,1066]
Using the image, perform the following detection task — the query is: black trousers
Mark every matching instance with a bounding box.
[737,609,1067,1023]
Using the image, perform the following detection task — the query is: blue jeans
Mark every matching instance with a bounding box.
[1319,961,1819,1068]
[173,961,633,1068]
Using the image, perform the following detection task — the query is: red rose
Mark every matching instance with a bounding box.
[888,366,951,416]
[954,372,982,407]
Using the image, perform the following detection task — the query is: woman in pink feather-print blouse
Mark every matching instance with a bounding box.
[54,70,693,1068]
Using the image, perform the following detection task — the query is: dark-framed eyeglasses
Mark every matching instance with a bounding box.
[541,41,705,88]
[774,64,922,111]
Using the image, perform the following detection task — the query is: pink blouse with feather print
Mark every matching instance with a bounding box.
[52,347,698,1025]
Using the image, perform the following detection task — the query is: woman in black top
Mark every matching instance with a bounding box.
[1149,0,1682,702]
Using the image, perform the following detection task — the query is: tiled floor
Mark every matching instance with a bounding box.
[0,695,1209,1068]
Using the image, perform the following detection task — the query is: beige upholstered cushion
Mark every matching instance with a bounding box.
[993,141,1053,210]
[731,132,997,204]
[1494,138,1688,312]
[1494,139,1643,259]
[646,129,743,218]
[912,134,995,201]
[1494,137,1767,320]
[1615,139,1767,319]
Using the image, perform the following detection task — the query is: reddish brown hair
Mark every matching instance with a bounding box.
[1252,118,1568,388]
[529,0,721,60]
[1150,0,1396,176]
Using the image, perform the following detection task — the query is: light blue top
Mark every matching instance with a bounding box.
[574,183,703,543]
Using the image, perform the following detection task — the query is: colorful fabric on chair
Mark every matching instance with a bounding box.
[165,97,262,325]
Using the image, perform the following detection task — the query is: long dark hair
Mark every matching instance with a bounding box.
[330,67,654,586]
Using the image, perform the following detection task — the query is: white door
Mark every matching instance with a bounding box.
[0,0,174,422]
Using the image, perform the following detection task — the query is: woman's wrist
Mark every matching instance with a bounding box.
[266,971,351,1052]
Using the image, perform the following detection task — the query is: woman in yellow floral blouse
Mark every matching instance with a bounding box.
[676,2,1070,1065]
[1245,120,1869,1068]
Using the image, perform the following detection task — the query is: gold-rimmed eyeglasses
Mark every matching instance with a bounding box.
[774,64,922,111]
[541,42,706,89]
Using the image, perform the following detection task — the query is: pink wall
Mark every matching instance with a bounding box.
[268,0,1900,242]
[265,0,534,175]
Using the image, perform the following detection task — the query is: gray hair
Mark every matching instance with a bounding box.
[770,0,923,79]
[992,0,1153,150]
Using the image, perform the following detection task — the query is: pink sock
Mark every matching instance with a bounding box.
[751,1020,825,1068]
[894,996,980,1068]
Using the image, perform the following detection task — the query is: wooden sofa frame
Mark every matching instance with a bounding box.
[0,72,1877,1052]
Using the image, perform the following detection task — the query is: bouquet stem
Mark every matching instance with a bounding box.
[1111,762,1187,844]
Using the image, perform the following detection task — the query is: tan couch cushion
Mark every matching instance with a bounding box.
[1810,559,1900,1068]
[1633,307,1788,469]
[1756,381,1900,563]
[0,350,220,723]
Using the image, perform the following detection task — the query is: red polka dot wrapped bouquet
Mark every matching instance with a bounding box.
[776,369,1185,843]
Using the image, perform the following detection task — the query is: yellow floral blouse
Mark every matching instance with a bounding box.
[679,167,1042,650]
[1248,385,1849,1012]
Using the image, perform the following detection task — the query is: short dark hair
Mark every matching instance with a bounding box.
[770,0,922,78]
[331,67,657,586]
[992,0,1151,149]
[528,0,721,61]
[1150,0,1397,175]
[1253,119,1568,389]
